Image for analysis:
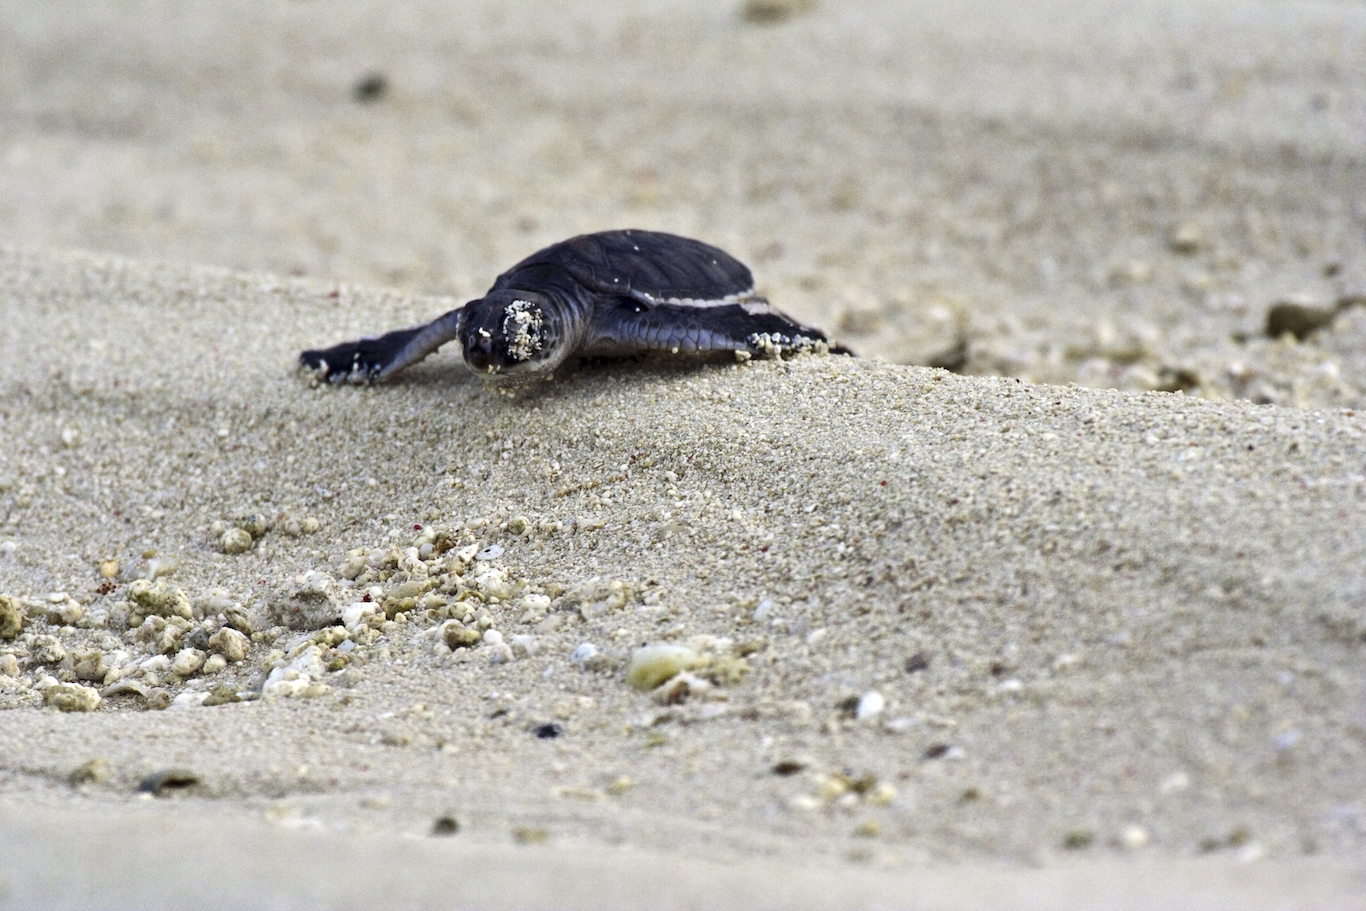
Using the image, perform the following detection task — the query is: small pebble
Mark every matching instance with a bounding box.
[655,671,711,705]
[208,627,250,662]
[268,571,345,630]
[71,647,108,682]
[1120,825,1150,849]
[126,580,194,624]
[742,0,817,23]
[431,815,459,836]
[0,595,25,640]
[201,685,242,706]
[625,645,698,691]
[137,768,200,796]
[853,819,881,838]
[44,682,101,712]
[1266,301,1337,340]
[533,722,563,739]
[1063,829,1095,850]
[170,647,206,677]
[220,528,253,554]
[170,691,210,709]
[512,826,549,845]
[905,651,931,673]
[1166,222,1203,255]
[48,599,85,626]
[238,514,271,539]
[510,634,539,657]
[352,72,388,103]
[68,758,110,787]
[855,690,885,721]
[31,635,67,664]
[442,622,483,650]
[140,556,179,580]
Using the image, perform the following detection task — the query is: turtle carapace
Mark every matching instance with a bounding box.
[299,229,850,385]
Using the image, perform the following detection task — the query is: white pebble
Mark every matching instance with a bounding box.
[139,654,171,673]
[570,643,599,664]
[519,593,552,612]
[1120,825,1150,849]
[170,691,210,709]
[208,627,249,662]
[855,690,885,721]
[170,648,206,677]
[342,602,379,633]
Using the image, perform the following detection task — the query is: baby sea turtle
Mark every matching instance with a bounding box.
[299,229,849,385]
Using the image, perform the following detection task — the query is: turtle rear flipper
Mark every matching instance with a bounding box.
[586,297,850,358]
[299,308,466,383]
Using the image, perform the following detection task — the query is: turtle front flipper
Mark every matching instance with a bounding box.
[586,296,852,359]
[300,307,466,383]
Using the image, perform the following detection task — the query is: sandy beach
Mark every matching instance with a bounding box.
[2,2,1365,908]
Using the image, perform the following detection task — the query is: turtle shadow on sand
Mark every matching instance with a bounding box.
[351,346,828,406]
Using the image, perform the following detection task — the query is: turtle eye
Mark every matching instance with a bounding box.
[502,299,545,362]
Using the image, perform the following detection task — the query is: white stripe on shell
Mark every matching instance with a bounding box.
[629,288,770,310]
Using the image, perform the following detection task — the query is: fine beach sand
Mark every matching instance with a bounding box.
[2,2,1365,908]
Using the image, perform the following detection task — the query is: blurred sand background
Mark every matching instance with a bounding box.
[1,1,1365,908]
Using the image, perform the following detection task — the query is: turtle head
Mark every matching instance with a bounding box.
[459,291,568,382]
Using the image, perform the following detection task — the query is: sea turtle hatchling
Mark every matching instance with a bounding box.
[299,229,850,385]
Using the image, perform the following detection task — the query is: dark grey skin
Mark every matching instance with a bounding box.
[299,229,850,386]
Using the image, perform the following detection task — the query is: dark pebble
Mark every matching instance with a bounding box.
[1266,301,1336,340]
[137,768,201,796]
[905,651,931,673]
[923,743,950,760]
[352,72,389,103]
